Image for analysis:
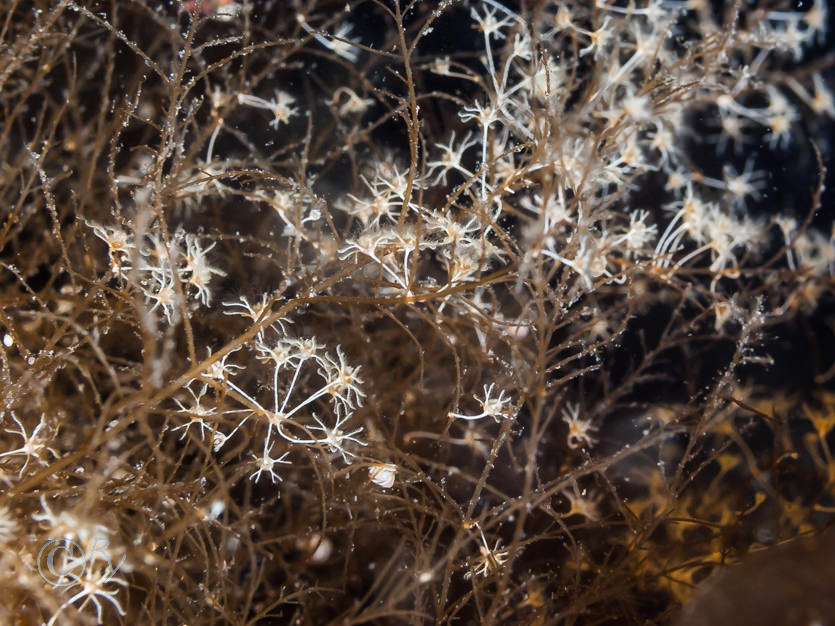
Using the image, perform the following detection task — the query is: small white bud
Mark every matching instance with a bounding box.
[369,463,397,489]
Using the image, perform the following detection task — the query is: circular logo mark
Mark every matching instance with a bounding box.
[37,538,86,586]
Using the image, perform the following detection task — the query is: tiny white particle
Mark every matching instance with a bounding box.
[369,463,397,488]
[2,334,12,347]
[311,537,333,563]
[209,499,225,519]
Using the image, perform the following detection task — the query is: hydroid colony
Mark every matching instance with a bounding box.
[0,0,833,623]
